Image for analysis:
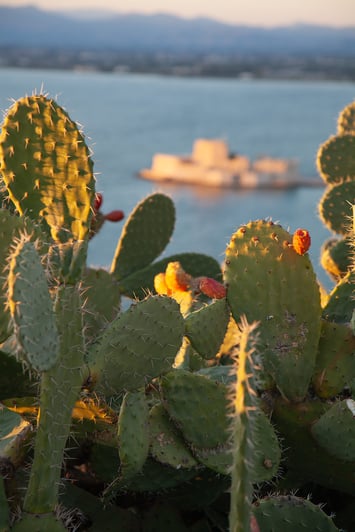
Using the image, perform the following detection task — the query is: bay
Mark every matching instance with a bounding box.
[1,67,354,289]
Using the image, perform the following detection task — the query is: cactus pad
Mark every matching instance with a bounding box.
[337,100,355,134]
[184,298,230,359]
[87,295,184,396]
[252,495,339,532]
[0,94,95,242]
[149,404,197,469]
[312,320,355,398]
[117,390,150,479]
[317,134,355,185]
[6,236,59,371]
[319,180,355,234]
[224,220,321,402]
[110,193,175,280]
[311,399,355,462]
[161,369,230,449]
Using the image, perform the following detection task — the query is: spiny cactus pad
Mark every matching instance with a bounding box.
[224,220,321,402]
[252,495,339,532]
[0,209,44,342]
[184,298,230,359]
[87,295,184,396]
[319,180,355,234]
[0,94,95,242]
[6,236,59,371]
[312,320,355,398]
[317,134,355,185]
[320,236,353,279]
[117,390,150,480]
[337,100,355,134]
[322,270,355,324]
[161,370,230,449]
[110,193,175,280]
[311,399,355,462]
[149,403,197,469]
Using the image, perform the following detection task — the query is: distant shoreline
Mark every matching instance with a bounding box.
[1,48,355,82]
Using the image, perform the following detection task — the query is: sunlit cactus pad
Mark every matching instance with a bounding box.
[0,94,95,242]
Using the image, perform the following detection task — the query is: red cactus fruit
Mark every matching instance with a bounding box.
[198,277,226,299]
[104,210,125,222]
[292,228,311,255]
[94,192,103,212]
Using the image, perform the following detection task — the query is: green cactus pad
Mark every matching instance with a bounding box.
[23,285,85,515]
[110,193,175,281]
[312,320,355,398]
[82,267,121,343]
[311,399,355,462]
[6,236,60,372]
[87,295,184,396]
[161,370,230,449]
[320,237,353,280]
[322,270,355,324]
[224,220,321,402]
[118,390,150,479]
[337,100,355,134]
[184,298,230,359]
[119,252,222,299]
[252,495,339,532]
[0,94,95,242]
[149,404,197,469]
[196,365,236,386]
[319,180,355,235]
[47,240,88,285]
[317,134,355,184]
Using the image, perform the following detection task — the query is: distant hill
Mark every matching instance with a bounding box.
[1,5,355,56]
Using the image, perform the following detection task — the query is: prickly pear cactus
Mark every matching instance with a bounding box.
[6,234,60,372]
[0,94,95,243]
[224,219,322,402]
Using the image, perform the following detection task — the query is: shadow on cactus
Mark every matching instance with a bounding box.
[0,93,353,531]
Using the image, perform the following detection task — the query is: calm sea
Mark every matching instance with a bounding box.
[1,67,355,289]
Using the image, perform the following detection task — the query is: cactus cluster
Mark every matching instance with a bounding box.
[0,93,353,531]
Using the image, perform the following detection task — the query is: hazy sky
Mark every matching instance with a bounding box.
[4,0,355,27]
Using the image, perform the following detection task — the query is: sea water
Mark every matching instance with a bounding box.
[1,67,354,289]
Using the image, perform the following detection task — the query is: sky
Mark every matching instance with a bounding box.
[4,0,355,27]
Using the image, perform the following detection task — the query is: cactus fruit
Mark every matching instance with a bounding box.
[0,94,95,243]
[292,228,311,255]
[119,252,222,299]
[224,219,321,402]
